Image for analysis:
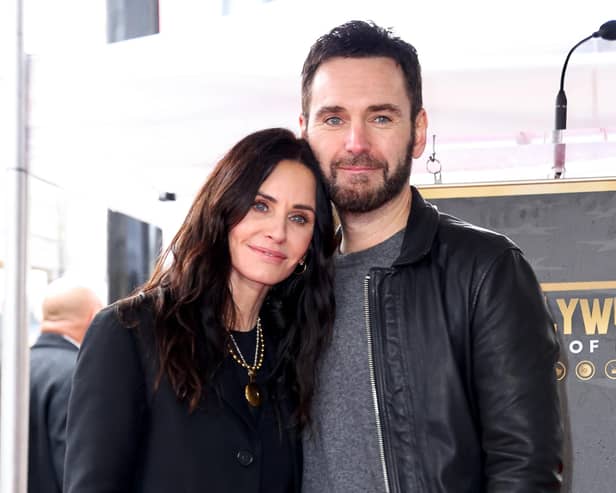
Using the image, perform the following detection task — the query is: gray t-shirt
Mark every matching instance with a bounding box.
[303,229,405,493]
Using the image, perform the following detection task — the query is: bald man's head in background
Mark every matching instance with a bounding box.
[40,279,103,344]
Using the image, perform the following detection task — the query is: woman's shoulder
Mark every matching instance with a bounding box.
[85,295,156,352]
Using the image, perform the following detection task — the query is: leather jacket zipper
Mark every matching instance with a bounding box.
[364,274,391,493]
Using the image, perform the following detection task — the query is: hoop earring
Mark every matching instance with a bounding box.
[294,259,307,275]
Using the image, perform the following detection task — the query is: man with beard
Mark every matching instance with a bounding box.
[299,21,563,493]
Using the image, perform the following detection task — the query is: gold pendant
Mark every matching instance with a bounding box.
[245,382,261,407]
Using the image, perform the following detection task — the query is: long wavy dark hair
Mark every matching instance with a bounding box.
[117,128,335,428]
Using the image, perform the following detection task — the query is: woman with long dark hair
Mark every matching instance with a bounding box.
[64,128,336,493]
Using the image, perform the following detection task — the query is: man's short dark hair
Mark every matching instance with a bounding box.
[301,20,423,122]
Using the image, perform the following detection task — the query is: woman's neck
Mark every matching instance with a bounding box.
[228,275,269,332]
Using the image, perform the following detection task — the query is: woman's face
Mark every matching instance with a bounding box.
[228,159,317,292]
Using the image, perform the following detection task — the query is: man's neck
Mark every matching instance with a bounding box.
[40,320,85,344]
[338,186,412,254]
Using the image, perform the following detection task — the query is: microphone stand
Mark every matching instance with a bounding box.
[553,20,616,179]
[553,35,592,178]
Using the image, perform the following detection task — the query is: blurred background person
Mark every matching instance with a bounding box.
[28,278,103,493]
[64,128,336,493]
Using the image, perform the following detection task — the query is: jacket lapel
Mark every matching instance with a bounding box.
[393,186,440,267]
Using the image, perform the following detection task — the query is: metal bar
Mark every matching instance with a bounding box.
[1,0,30,490]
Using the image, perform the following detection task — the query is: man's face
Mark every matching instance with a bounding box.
[301,56,427,214]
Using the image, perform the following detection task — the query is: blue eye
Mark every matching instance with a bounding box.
[374,115,392,124]
[290,214,308,225]
[252,201,268,212]
[325,116,343,126]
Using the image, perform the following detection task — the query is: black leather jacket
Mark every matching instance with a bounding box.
[366,187,562,492]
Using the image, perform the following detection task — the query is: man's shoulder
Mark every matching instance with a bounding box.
[30,336,77,385]
[30,334,78,371]
[436,211,519,257]
[402,187,520,266]
[31,332,77,351]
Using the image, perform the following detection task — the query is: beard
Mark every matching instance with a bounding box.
[327,138,414,214]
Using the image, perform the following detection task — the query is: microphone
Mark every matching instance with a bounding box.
[595,20,616,41]
[553,20,616,178]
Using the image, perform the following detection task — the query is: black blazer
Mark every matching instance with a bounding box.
[29,332,79,493]
[64,304,301,493]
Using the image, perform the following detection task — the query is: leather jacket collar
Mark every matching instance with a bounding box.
[393,186,439,267]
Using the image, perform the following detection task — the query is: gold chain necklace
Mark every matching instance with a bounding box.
[227,317,265,407]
